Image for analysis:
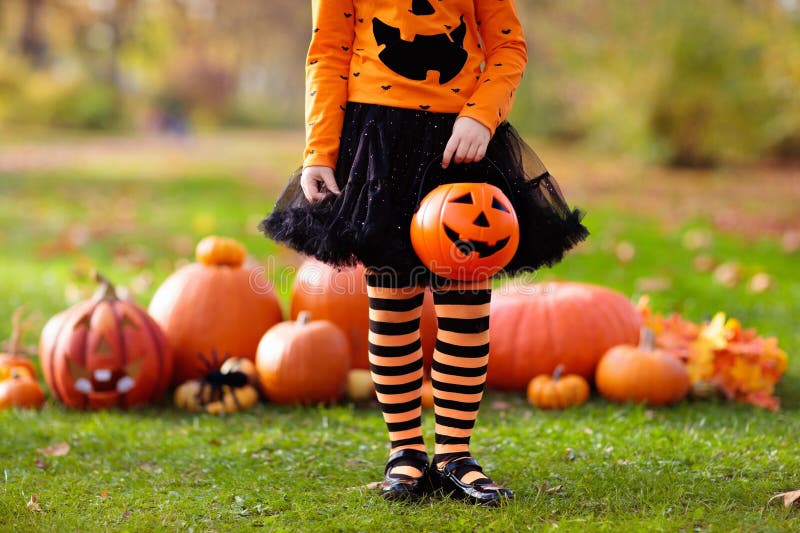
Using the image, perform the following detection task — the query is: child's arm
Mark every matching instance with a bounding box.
[443,0,527,168]
[460,0,528,134]
[304,0,356,170]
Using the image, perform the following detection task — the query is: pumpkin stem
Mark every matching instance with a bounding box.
[639,326,656,351]
[7,307,26,355]
[297,311,312,325]
[552,364,564,382]
[92,271,119,301]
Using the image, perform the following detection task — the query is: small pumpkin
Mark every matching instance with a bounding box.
[595,328,690,406]
[421,378,434,409]
[290,259,438,372]
[148,236,283,385]
[0,368,45,409]
[39,272,173,410]
[0,308,39,381]
[488,282,643,390]
[527,365,590,409]
[346,369,376,401]
[0,309,46,410]
[256,311,350,405]
[411,182,519,281]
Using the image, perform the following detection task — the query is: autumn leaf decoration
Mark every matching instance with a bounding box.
[637,296,788,410]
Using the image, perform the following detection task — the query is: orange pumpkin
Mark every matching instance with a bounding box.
[290,259,437,372]
[488,282,642,390]
[595,328,690,406]
[527,366,590,409]
[0,310,45,409]
[411,182,519,281]
[256,311,350,404]
[0,368,45,409]
[421,378,434,409]
[0,308,38,381]
[148,236,283,385]
[39,273,173,410]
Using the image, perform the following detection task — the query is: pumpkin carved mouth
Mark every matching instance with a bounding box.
[372,16,468,84]
[443,223,511,258]
[68,358,142,395]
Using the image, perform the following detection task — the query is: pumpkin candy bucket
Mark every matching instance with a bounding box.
[410,157,519,281]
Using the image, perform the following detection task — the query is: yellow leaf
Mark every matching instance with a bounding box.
[698,312,730,350]
[687,339,716,383]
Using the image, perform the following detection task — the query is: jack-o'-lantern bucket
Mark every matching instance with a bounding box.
[410,158,519,281]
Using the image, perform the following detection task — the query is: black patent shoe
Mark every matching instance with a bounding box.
[429,457,514,507]
[380,449,430,501]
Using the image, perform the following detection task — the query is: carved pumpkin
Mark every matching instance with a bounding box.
[39,273,173,410]
[256,311,350,405]
[487,282,642,390]
[595,328,690,406]
[411,182,519,280]
[148,236,283,386]
[290,259,437,372]
[527,366,590,410]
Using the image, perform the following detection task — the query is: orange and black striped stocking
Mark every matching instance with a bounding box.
[431,278,492,484]
[366,270,426,479]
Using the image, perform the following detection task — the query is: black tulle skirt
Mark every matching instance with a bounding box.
[260,102,589,285]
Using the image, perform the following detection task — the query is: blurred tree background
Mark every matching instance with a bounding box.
[1,0,799,166]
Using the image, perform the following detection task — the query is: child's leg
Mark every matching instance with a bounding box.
[431,277,492,484]
[366,269,426,479]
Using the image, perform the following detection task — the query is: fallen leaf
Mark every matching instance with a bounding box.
[37,442,70,456]
[100,490,109,499]
[346,481,381,491]
[692,254,717,272]
[748,273,773,293]
[682,229,713,250]
[635,276,673,292]
[34,457,49,469]
[545,484,563,494]
[614,241,636,263]
[27,494,42,512]
[769,489,800,508]
[713,262,741,288]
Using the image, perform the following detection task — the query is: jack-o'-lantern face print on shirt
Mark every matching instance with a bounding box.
[372,0,468,84]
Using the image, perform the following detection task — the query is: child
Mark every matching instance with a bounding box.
[261,0,588,506]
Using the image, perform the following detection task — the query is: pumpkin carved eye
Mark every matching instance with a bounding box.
[451,192,473,204]
[492,196,509,213]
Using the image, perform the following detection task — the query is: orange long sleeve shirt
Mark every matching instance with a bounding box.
[304,0,528,169]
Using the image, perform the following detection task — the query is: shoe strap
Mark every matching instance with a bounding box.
[442,456,484,477]
[385,449,429,475]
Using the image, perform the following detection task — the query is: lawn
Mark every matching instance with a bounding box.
[0,132,798,532]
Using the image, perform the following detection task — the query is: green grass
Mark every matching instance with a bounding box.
[1,134,799,531]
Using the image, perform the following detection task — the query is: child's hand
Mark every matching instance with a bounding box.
[301,165,341,203]
[442,117,491,169]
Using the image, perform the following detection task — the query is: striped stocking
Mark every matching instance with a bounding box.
[366,270,426,479]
